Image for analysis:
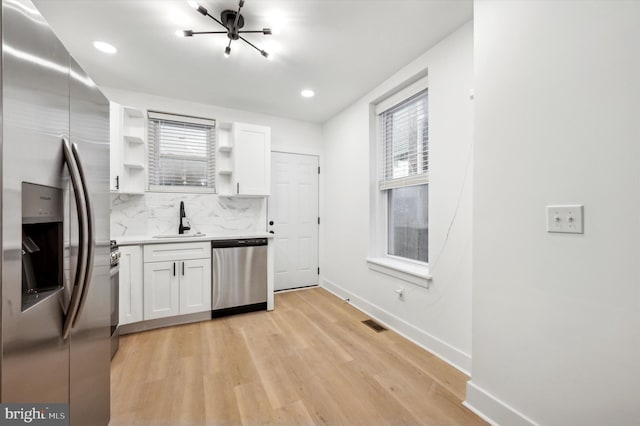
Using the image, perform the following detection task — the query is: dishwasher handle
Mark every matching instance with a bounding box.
[211,238,268,248]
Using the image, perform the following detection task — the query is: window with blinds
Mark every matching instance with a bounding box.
[377,88,429,263]
[147,111,216,191]
[379,90,428,190]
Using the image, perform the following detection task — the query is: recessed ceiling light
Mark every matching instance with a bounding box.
[301,89,315,98]
[93,41,117,54]
[187,1,199,9]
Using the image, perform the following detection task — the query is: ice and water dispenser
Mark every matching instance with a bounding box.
[21,182,64,310]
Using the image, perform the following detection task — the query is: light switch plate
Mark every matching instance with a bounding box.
[547,205,584,234]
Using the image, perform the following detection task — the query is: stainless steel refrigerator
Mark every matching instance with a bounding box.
[1,0,111,425]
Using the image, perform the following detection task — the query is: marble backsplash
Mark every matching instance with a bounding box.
[111,192,266,238]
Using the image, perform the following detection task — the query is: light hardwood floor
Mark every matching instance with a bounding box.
[111,288,486,425]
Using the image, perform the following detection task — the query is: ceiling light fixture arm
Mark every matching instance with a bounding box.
[232,0,244,34]
[195,5,227,31]
[238,29,272,34]
[239,35,268,58]
[224,39,232,58]
[190,31,228,35]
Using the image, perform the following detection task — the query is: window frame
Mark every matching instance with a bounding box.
[367,76,431,287]
[147,110,217,194]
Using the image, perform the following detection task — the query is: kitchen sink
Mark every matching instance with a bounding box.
[152,233,206,239]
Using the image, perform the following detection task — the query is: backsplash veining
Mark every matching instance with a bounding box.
[111,192,266,237]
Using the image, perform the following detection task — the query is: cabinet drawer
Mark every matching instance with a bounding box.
[144,242,211,262]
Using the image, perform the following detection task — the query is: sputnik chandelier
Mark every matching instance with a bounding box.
[180,0,272,58]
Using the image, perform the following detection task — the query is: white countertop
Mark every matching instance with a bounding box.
[114,233,273,246]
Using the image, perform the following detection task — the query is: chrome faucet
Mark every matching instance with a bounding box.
[178,201,190,234]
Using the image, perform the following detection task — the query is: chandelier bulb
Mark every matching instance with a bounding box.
[196,5,207,16]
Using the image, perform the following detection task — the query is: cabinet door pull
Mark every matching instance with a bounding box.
[237,182,240,194]
[173,262,176,277]
[182,261,185,276]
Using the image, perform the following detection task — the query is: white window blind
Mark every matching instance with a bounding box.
[379,90,428,190]
[147,111,216,190]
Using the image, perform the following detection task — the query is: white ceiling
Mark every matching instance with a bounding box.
[33,0,472,123]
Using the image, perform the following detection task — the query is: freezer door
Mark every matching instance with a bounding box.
[1,0,71,403]
[68,57,111,426]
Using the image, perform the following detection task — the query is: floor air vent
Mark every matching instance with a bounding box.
[362,319,387,332]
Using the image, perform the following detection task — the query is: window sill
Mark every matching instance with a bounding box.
[366,257,432,288]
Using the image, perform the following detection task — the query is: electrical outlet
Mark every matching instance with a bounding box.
[547,205,584,234]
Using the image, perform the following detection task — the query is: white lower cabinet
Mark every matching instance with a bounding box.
[143,242,212,321]
[179,258,212,315]
[143,260,180,320]
[119,245,143,325]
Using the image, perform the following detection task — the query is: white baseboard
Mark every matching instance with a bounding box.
[320,276,472,375]
[464,381,538,426]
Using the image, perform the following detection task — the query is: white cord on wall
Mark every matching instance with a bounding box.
[427,133,474,277]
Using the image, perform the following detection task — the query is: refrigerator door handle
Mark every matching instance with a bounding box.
[62,138,89,339]
[71,142,95,327]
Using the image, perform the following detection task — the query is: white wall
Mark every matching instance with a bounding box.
[468,1,640,425]
[320,22,474,372]
[103,87,323,156]
[105,87,323,238]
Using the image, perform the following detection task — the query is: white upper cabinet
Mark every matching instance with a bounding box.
[217,122,271,196]
[109,102,123,192]
[110,102,146,194]
[234,122,271,196]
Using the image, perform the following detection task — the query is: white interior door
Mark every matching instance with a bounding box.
[269,152,319,291]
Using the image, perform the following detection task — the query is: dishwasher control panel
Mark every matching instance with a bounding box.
[211,238,268,248]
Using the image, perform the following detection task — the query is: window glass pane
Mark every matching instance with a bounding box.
[159,122,208,158]
[158,157,208,187]
[387,184,428,262]
[381,91,428,183]
[147,115,216,190]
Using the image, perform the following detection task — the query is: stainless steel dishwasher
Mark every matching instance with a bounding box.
[211,238,268,317]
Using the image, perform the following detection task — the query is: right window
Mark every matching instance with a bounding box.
[379,89,429,263]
